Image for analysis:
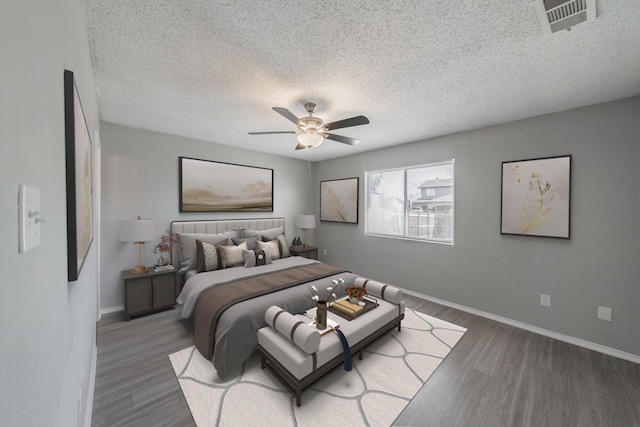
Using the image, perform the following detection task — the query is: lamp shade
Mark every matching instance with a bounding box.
[295,214,316,230]
[118,218,158,243]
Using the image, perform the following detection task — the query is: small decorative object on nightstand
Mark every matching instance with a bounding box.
[121,266,177,320]
[289,245,318,260]
[153,229,178,267]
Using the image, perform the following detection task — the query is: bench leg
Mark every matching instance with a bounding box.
[296,390,302,407]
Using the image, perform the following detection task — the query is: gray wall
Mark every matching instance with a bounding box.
[0,0,100,425]
[315,97,640,356]
[99,123,316,310]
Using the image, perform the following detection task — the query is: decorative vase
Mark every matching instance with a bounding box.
[349,297,359,304]
[156,254,169,266]
[316,300,327,329]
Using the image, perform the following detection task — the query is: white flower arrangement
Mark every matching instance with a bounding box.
[310,278,345,303]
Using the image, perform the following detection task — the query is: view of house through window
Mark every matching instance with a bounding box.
[365,160,454,244]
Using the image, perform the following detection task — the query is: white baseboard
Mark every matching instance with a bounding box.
[84,343,97,427]
[402,289,640,365]
[100,305,123,316]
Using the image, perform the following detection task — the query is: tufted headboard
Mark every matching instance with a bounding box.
[170,217,285,269]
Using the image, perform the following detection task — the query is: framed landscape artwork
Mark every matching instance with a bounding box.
[501,155,571,239]
[320,177,359,224]
[64,70,94,281]
[179,157,273,212]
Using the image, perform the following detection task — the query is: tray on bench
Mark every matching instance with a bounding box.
[328,296,378,320]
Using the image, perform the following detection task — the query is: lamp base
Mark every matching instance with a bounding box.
[131,241,148,274]
[130,265,148,274]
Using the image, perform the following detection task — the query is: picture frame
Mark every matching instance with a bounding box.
[501,155,571,239]
[179,157,273,212]
[320,177,359,224]
[64,70,94,281]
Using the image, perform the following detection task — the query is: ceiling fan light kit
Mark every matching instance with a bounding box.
[296,131,324,148]
[296,103,327,148]
[249,102,369,151]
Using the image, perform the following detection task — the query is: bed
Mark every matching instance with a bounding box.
[171,218,356,379]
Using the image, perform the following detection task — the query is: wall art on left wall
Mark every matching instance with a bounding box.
[64,69,94,281]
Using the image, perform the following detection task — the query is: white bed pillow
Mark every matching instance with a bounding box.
[256,239,281,260]
[218,242,248,268]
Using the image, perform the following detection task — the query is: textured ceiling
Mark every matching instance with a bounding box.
[85,0,640,162]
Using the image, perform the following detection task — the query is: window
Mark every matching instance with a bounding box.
[365,160,454,244]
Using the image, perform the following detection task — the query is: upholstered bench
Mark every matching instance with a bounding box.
[257,279,405,406]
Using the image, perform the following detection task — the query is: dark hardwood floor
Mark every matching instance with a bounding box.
[92,295,639,427]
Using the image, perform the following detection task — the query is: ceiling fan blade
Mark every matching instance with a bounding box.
[248,131,296,135]
[295,142,307,150]
[326,133,360,145]
[324,115,369,131]
[272,107,300,125]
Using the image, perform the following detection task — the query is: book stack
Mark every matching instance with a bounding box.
[331,299,364,316]
[308,317,340,336]
[329,296,378,320]
[153,264,174,272]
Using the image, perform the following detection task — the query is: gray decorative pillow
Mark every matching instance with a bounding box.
[256,239,281,260]
[242,249,272,268]
[241,226,284,240]
[196,239,220,273]
[231,236,258,250]
[218,242,248,268]
[178,232,232,273]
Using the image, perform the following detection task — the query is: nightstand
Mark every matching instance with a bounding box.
[121,266,177,320]
[289,246,318,260]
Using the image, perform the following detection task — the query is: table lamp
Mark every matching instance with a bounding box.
[295,214,316,248]
[119,216,158,274]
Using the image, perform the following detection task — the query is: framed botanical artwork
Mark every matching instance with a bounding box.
[179,157,273,212]
[64,70,94,281]
[501,155,571,239]
[320,177,359,224]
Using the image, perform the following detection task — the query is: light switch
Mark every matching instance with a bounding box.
[18,184,42,253]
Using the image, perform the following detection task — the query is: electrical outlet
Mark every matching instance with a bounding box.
[540,294,551,307]
[323,249,327,256]
[597,306,612,322]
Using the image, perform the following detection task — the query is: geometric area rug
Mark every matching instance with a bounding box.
[169,309,467,427]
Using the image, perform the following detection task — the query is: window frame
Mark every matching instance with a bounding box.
[364,159,455,245]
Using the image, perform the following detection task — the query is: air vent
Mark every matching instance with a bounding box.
[534,0,596,34]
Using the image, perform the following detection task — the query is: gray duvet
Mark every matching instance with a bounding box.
[176,257,355,379]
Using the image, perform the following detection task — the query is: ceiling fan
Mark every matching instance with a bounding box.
[249,102,370,150]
